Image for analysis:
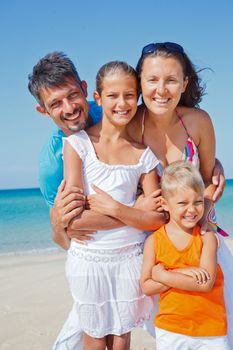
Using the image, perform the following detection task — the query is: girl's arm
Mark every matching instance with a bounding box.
[152,232,218,292]
[140,234,170,296]
[87,169,166,231]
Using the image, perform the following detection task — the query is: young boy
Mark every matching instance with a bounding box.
[140,161,229,350]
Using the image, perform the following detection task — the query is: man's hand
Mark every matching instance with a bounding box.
[53,180,86,229]
[212,158,225,202]
[67,228,96,244]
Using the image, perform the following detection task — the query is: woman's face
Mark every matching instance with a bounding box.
[140,55,188,115]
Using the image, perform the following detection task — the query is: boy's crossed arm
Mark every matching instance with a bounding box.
[140,232,218,296]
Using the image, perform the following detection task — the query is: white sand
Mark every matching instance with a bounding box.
[1,238,232,350]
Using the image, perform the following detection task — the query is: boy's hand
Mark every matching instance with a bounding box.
[174,267,210,284]
[152,263,166,281]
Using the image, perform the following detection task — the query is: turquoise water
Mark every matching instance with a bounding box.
[0,181,232,254]
[0,188,53,254]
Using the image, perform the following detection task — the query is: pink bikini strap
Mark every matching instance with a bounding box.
[176,110,190,138]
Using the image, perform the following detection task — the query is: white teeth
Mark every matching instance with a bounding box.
[154,98,169,103]
[114,110,129,115]
[66,110,81,121]
[184,216,196,220]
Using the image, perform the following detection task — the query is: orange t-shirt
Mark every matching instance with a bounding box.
[154,225,227,336]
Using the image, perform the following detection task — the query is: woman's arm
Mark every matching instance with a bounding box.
[140,235,170,296]
[195,111,217,229]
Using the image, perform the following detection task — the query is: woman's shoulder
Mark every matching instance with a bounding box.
[177,106,211,122]
[177,106,212,131]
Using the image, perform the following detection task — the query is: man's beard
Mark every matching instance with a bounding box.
[67,119,88,132]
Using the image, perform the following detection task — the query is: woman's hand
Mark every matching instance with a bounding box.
[212,158,225,202]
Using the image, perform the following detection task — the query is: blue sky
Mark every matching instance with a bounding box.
[1,0,233,189]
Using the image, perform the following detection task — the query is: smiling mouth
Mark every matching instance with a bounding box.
[153,98,170,104]
[64,109,81,121]
[184,215,198,221]
[113,110,131,116]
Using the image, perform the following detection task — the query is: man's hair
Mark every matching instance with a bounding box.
[161,160,205,198]
[28,51,82,108]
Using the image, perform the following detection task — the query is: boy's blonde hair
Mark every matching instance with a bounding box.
[161,161,205,199]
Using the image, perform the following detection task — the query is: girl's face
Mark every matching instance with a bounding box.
[140,56,188,115]
[94,73,138,126]
[162,186,204,233]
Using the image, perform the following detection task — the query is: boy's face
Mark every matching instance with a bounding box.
[162,186,204,231]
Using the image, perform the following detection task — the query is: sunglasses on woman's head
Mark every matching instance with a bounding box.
[141,42,184,55]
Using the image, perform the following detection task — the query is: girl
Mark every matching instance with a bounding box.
[87,42,233,346]
[54,61,165,350]
[141,161,230,350]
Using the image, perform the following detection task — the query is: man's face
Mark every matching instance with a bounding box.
[37,77,90,135]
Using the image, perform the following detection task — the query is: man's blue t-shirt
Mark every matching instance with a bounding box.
[39,101,102,208]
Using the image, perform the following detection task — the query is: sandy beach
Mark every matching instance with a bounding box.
[1,238,233,350]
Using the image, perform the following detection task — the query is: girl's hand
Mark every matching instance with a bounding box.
[87,184,118,216]
[174,267,210,284]
[135,189,163,212]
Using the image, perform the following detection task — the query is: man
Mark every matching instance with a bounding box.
[28,51,225,249]
[28,52,132,248]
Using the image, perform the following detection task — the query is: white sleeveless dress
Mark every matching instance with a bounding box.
[53,130,159,349]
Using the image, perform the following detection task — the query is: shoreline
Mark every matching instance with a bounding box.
[1,238,232,350]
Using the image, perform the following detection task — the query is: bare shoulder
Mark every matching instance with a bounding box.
[177,106,211,124]
[177,106,213,139]
[201,231,218,248]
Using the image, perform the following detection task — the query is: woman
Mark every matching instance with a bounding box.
[87,42,233,346]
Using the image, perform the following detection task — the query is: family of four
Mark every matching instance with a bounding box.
[28,43,233,350]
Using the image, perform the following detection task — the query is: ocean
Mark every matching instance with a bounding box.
[0,180,233,254]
